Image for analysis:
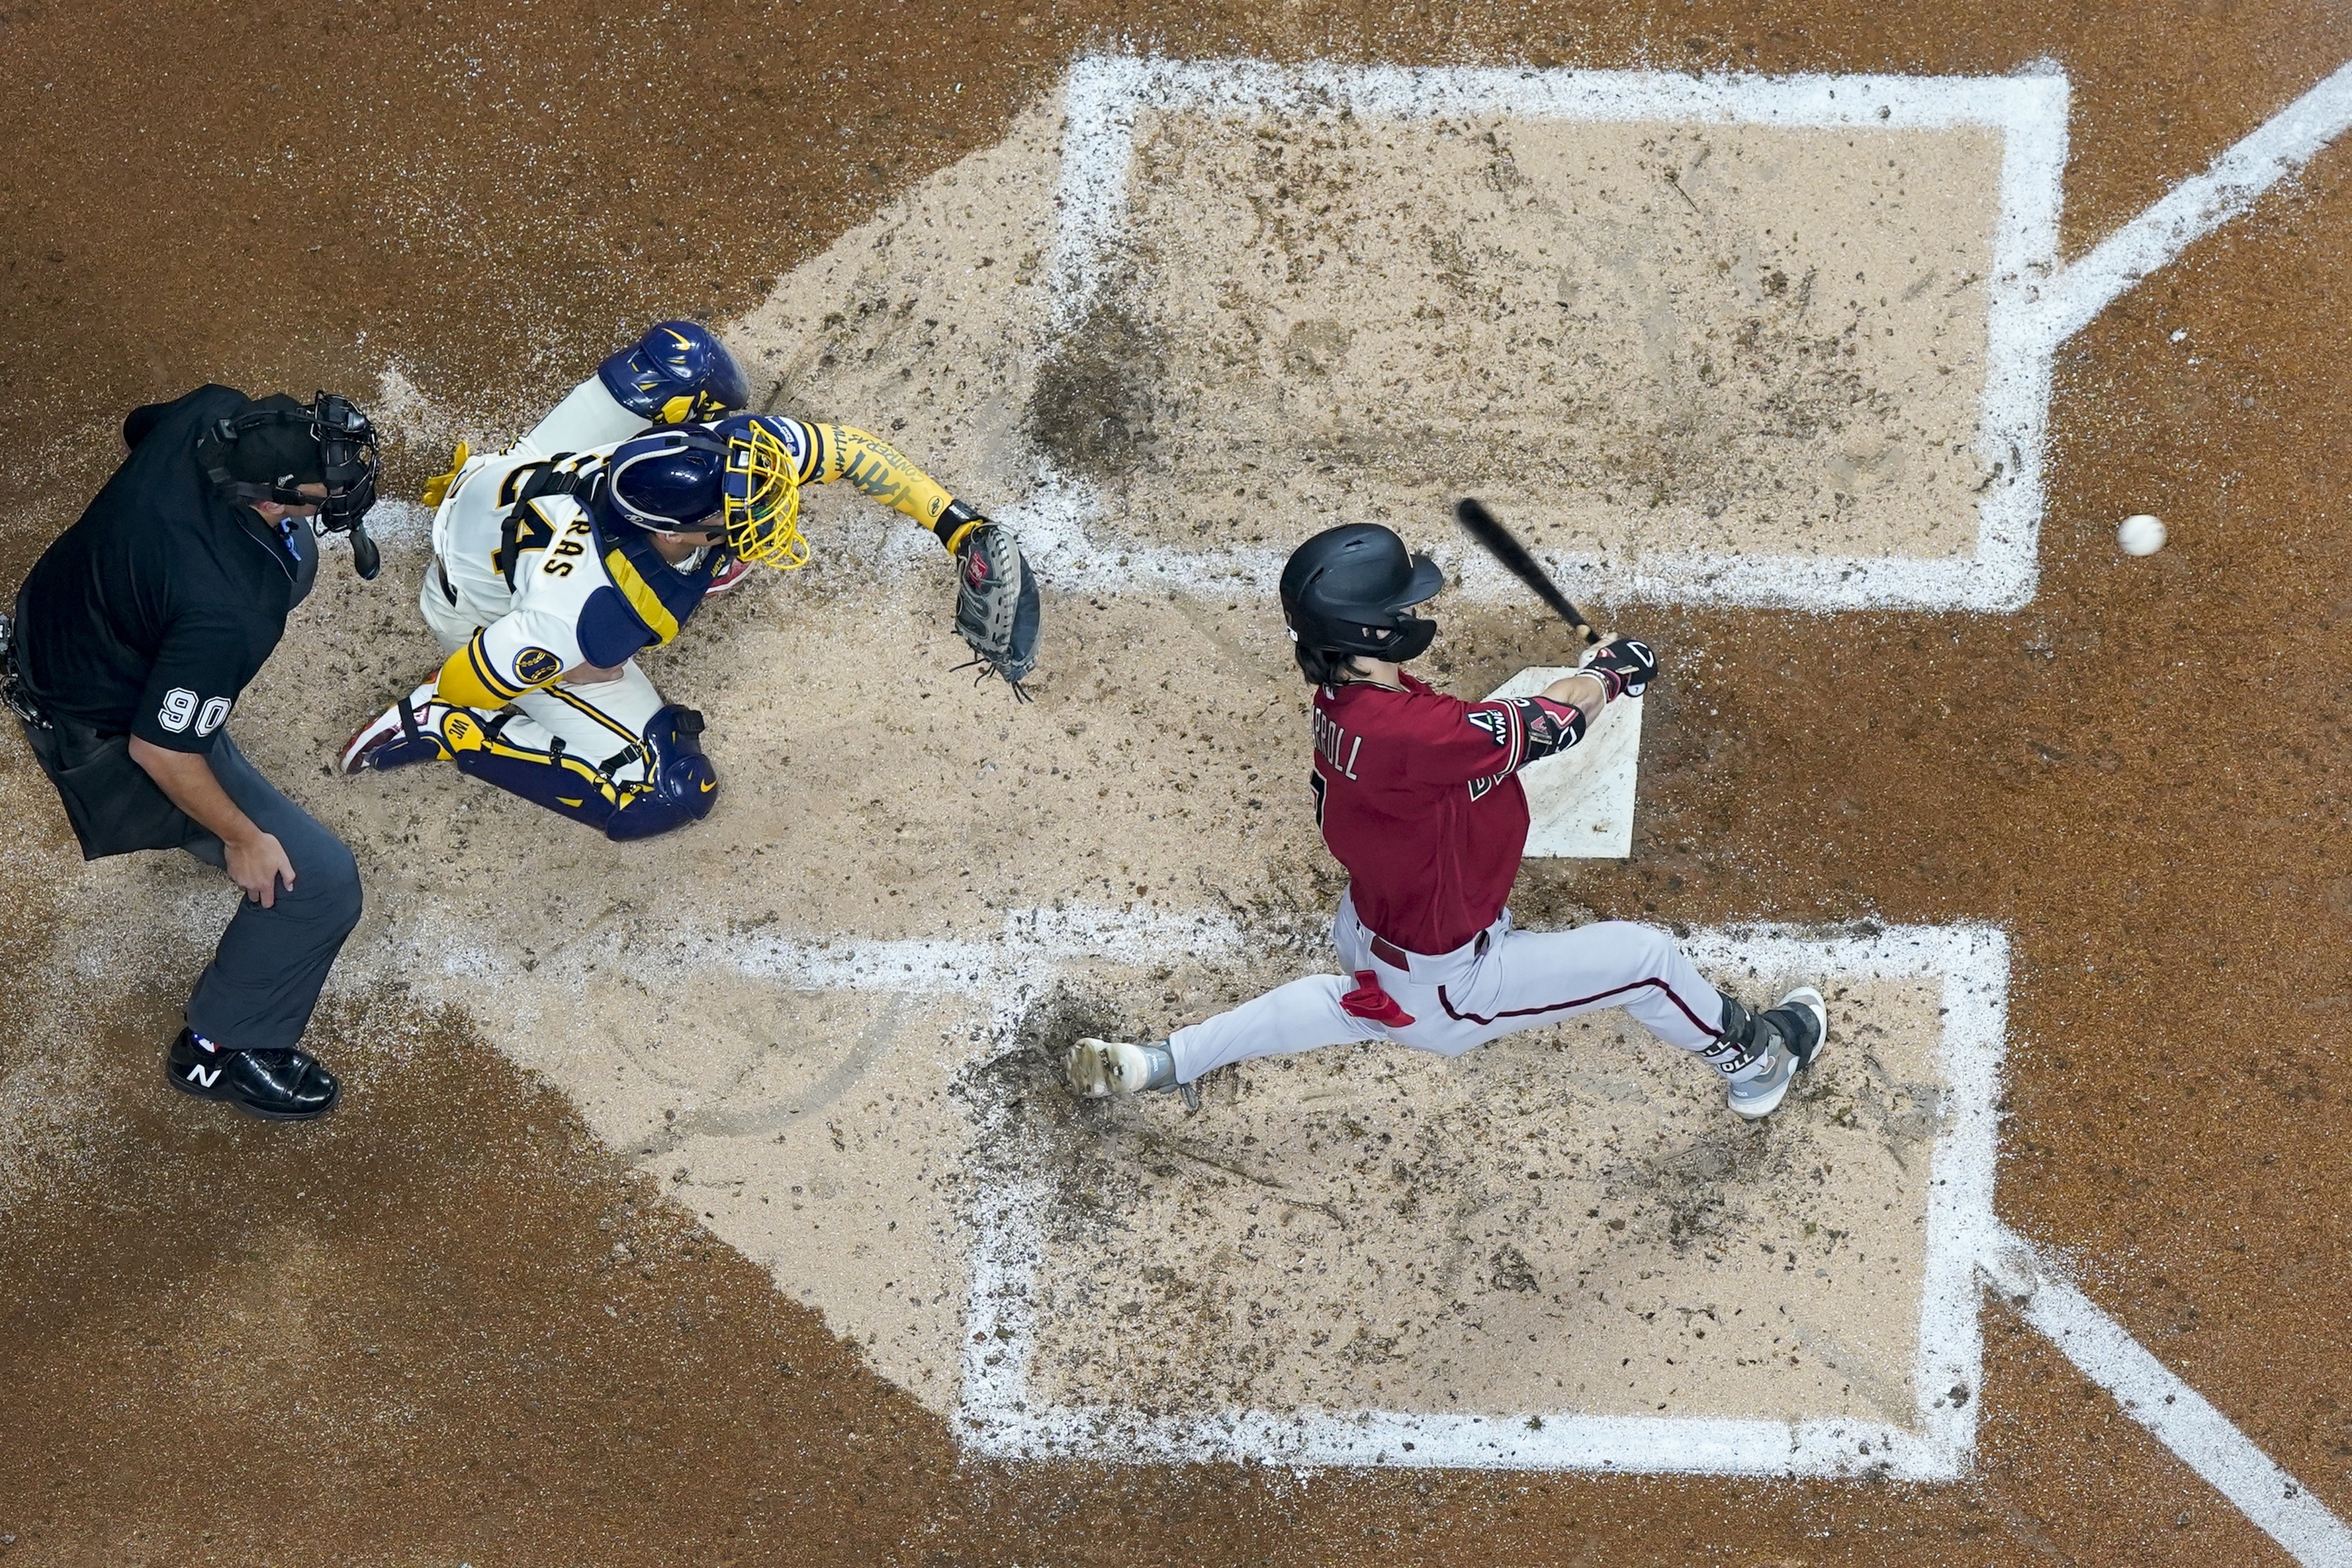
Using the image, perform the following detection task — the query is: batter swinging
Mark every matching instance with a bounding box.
[1065,523,1828,1119]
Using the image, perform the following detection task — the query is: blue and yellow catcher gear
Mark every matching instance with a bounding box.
[603,417,806,572]
[715,415,808,570]
[436,702,719,842]
[596,321,750,425]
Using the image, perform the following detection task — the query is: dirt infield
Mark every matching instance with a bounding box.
[1055,110,2002,562]
[1013,979,1945,1426]
[4,1,2352,1565]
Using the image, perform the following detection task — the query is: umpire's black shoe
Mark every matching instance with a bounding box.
[165,1028,341,1121]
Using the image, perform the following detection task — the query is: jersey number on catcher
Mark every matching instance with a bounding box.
[336,321,1042,840]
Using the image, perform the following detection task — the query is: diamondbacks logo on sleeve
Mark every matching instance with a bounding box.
[1464,708,1510,746]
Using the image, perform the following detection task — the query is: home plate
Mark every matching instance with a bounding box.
[1487,668,1643,858]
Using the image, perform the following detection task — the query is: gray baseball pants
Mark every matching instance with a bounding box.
[1167,891,1734,1084]
[176,734,364,1051]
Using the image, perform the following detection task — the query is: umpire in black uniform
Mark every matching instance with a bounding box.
[5,386,385,1121]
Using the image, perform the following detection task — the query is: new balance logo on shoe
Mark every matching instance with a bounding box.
[165,1029,341,1121]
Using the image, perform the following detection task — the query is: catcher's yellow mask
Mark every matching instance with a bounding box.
[605,418,807,572]
[719,417,807,571]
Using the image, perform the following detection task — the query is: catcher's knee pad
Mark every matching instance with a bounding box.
[603,705,718,843]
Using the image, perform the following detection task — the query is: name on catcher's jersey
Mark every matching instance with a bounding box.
[433,445,717,693]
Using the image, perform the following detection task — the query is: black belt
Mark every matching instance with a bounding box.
[0,604,48,730]
[1364,924,1492,973]
[436,558,459,605]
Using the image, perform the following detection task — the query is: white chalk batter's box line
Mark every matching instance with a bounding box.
[1017,58,2070,615]
[406,899,2352,1550]
[955,922,2007,1479]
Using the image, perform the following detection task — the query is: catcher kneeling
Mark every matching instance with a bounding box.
[336,322,1040,839]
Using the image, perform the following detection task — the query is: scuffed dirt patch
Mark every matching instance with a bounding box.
[1020,977,1946,1426]
[1049,111,2003,562]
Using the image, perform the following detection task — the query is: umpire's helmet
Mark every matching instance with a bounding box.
[1280,524,1445,675]
[195,390,384,579]
[199,391,381,529]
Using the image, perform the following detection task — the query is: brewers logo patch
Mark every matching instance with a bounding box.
[769,415,809,466]
[514,646,564,686]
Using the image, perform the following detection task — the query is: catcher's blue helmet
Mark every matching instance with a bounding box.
[601,417,806,570]
[606,430,724,533]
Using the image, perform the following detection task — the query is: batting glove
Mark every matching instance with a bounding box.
[1578,637,1658,701]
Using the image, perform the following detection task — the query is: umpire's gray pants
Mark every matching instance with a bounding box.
[177,734,364,1052]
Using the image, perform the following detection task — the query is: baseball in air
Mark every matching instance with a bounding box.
[2118,514,2166,556]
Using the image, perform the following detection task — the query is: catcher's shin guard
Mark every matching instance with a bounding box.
[444,704,719,842]
[338,683,452,773]
[604,705,719,842]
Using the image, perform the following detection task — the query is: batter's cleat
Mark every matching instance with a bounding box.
[1064,1037,1201,1111]
[166,1029,341,1121]
[703,555,754,599]
[338,683,449,774]
[1723,987,1829,1121]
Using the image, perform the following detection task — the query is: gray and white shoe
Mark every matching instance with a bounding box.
[1717,987,1829,1120]
[1063,1037,1199,1110]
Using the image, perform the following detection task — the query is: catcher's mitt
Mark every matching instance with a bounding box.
[953,521,1040,699]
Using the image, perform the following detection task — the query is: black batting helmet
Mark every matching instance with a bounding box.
[1279,524,1445,676]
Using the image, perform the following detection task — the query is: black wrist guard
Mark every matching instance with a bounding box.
[934,498,983,548]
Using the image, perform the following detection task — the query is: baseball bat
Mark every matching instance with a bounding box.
[1453,498,1600,646]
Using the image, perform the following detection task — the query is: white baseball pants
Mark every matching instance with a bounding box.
[417,564,666,785]
[1167,891,1732,1084]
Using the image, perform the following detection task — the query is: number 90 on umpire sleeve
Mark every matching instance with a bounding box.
[158,687,234,737]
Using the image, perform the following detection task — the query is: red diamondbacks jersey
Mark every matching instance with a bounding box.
[1308,672,1588,957]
